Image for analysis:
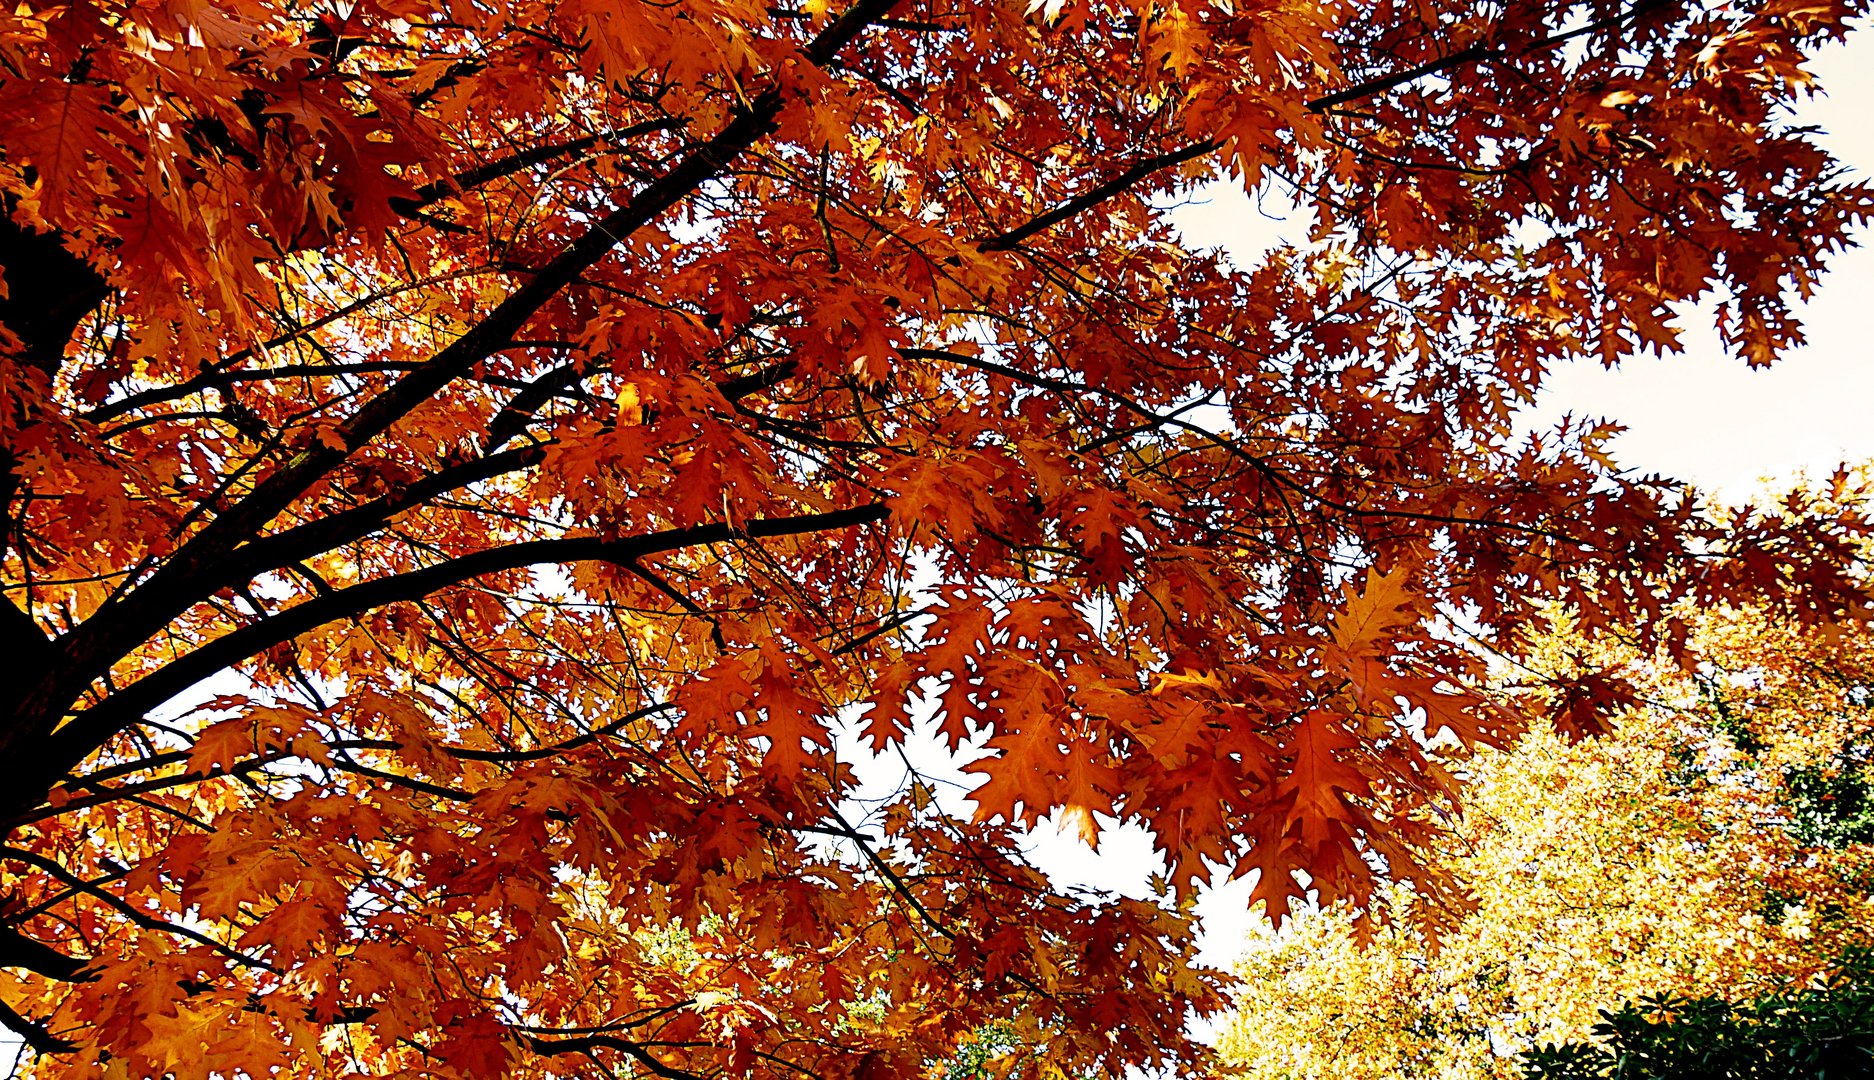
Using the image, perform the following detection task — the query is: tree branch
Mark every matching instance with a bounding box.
[18,699,676,825]
[0,845,275,974]
[978,141,1216,251]
[224,443,548,580]
[0,996,75,1056]
[40,505,889,777]
[1305,0,1667,113]
[526,1032,709,1080]
[395,117,689,212]
[483,361,592,449]
[0,924,93,983]
[19,0,906,769]
[1306,43,1497,114]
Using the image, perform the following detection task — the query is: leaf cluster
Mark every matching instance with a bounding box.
[1521,955,1874,1080]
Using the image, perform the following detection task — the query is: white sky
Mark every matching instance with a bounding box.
[1169,24,1874,499]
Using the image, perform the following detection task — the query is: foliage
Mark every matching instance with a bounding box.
[2,0,1872,1075]
[1784,746,1874,848]
[1520,957,1874,1080]
[1217,603,1874,1080]
[941,1022,1020,1080]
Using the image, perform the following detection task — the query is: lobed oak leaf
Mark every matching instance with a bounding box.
[886,453,1000,545]
[185,705,325,775]
[676,650,759,742]
[235,897,336,967]
[860,660,918,748]
[1067,486,1142,588]
[185,720,257,776]
[1243,830,1303,923]
[435,1003,515,1076]
[968,661,1070,828]
[143,1000,289,1080]
[1093,677,1221,770]
[1279,710,1372,832]
[1329,566,1418,654]
[356,690,461,779]
[750,642,831,777]
[1146,753,1259,890]
[1056,738,1118,849]
[1546,669,1640,741]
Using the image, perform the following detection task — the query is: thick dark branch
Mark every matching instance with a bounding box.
[29,0,905,739]
[0,996,75,1056]
[488,358,800,450]
[226,443,548,579]
[0,600,53,688]
[64,748,193,789]
[768,6,959,33]
[514,1003,700,1038]
[0,924,93,982]
[485,361,590,449]
[0,845,274,974]
[16,750,296,826]
[89,362,424,429]
[428,700,677,763]
[264,703,680,771]
[327,754,477,801]
[42,505,889,776]
[979,141,1217,252]
[716,359,799,402]
[526,1033,708,1080]
[1306,43,1497,113]
[1,206,111,565]
[82,272,481,427]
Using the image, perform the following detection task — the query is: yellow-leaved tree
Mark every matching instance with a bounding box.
[1217,596,1874,1080]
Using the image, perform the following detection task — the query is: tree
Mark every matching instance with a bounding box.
[0,0,1869,1074]
[1216,598,1874,1080]
[1520,964,1874,1080]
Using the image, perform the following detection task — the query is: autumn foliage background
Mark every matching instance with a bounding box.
[1221,597,1874,1077]
[2,0,1873,1074]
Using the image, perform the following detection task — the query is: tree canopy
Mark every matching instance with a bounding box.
[1219,596,1874,1079]
[2,0,1871,1074]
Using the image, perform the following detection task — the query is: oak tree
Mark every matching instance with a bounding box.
[2,0,1871,1074]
